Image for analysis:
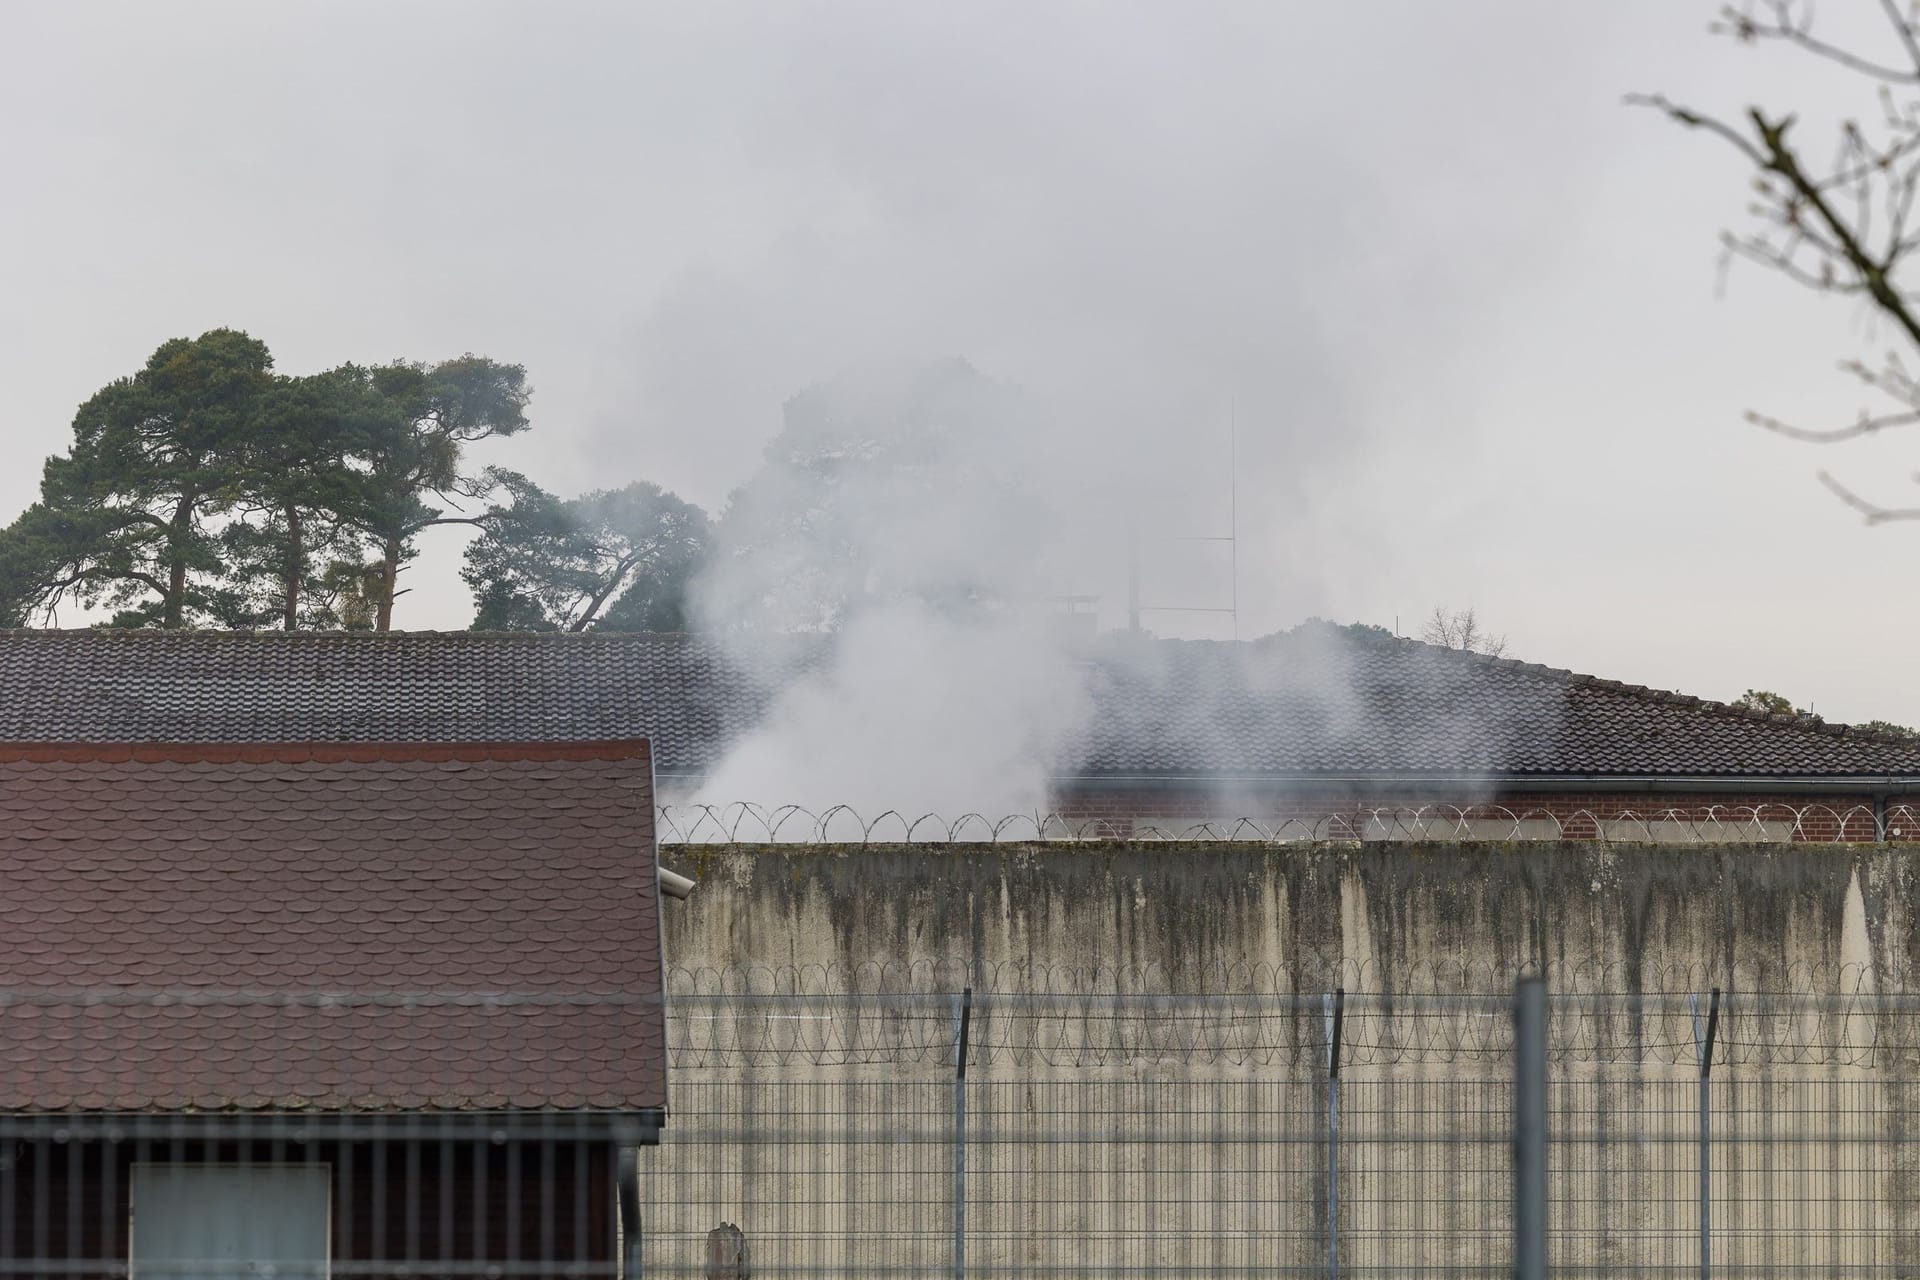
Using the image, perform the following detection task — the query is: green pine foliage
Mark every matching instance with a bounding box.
[0,330,709,633]
[461,471,709,632]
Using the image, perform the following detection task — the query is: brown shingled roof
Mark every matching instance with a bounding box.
[0,741,666,1115]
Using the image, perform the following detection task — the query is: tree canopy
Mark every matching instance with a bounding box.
[1733,689,1800,717]
[10,329,276,628]
[218,367,371,629]
[1732,689,1916,737]
[0,329,709,634]
[334,357,531,630]
[462,471,710,632]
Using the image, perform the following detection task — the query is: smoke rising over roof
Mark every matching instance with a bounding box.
[685,359,1098,814]
[6,3,1920,727]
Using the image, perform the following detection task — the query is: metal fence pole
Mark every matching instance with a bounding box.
[617,1148,642,1280]
[1691,988,1722,1280]
[953,988,973,1280]
[1324,988,1345,1280]
[1514,978,1548,1280]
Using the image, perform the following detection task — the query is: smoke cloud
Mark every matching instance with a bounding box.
[678,359,1509,822]
[14,5,1920,726]
[693,605,1091,819]
[687,360,1101,818]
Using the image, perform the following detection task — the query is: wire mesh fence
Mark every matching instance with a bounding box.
[657,801,1920,845]
[661,960,1916,1069]
[0,990,661,1280]
[644,982,1920,1278]
[3,984,1919,1277]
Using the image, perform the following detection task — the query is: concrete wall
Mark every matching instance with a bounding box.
[642,842,1920,1276]
[659,841,1920,988]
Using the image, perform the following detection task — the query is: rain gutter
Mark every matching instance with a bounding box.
[1049,772,1920,796]
[656,766,1920,798]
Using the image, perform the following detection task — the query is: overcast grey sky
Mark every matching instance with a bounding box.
[4,2,1917,724]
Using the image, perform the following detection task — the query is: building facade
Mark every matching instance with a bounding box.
[0,740,668,1279]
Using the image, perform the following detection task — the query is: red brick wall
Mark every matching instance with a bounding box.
[1049,783,1891,842]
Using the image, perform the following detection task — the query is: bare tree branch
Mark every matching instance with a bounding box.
[1654,4,1920,523]
[1722,232,1859,291]
[1748,407,1920,441]
[1748,109,1920,346]
[1882,0,1920,78]
[1421,606,1508,658]
[1626,94,1766,163]
[1712,1,1920,82]
[1819,468,1920,521]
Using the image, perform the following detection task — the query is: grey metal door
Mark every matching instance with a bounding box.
[131,1164,330,1279]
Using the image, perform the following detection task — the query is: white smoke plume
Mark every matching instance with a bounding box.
[675,342,1551,831]
[688,359,1100,819]
[694,605,1090,819]
[678,357,1541,825]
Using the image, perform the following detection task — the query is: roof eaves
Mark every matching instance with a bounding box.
[0,739,655,765]
[1052,769,1920,794]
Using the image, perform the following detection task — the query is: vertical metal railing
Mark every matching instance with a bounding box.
[1323,988,1345,1280]
[1514,979,1548,1280]
[953,987,973,1280]
[1691,988,1722,1280]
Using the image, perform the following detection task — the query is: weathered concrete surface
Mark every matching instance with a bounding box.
[661,841,1920,989]
[645,843,1920,1275]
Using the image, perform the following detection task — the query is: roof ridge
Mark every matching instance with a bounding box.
[1339,627,1912,746]
[0,740,654,764]
[3,623,1916,766]
[0,628,700,640]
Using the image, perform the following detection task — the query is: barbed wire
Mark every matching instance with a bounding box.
[664,990,1917,1071]
[658,801,1913,845]
[0,980,1908,1082]
[662,957,1893,997]
[660,960,1920,1070]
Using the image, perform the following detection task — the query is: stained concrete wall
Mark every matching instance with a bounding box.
[643,842,1920,1276]
[659,841,1920,989]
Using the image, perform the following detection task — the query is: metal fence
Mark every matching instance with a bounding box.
[656,802,1920,844]
[2,984,1919,1277]
[0,989,661,1280]
[643,982,1920,1278]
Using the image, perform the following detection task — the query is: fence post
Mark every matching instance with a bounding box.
[953,988,973,1280]
[1324,988,1345,1280]
[1513,978,1548,1280]
[617,1148,643,1280]
[1691,989,1722,1280]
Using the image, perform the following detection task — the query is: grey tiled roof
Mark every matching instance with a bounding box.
[1080,628,1920,778]
[0,629,765,774]
[0,625,1915,780]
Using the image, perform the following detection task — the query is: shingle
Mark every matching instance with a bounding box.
[0,630,770,772]
[1071,626,1920,777]
[0,625,1915,779]
[0,742,666,1114]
